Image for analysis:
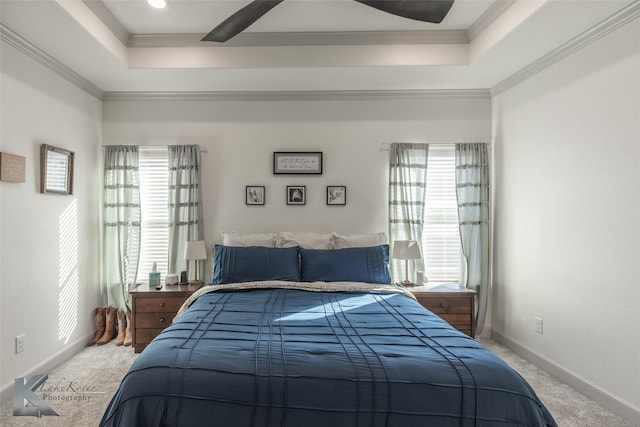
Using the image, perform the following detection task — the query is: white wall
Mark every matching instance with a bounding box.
[103,96,491,280]
[491,18,639,421]
[0,42,102,395]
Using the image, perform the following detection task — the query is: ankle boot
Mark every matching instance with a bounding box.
[88,307,106,346]
[97,307,117,346]
[115,310,126,346]
[123,311,132,346]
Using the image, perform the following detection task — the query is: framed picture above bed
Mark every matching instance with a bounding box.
[245,186,265,205]
[273,152,322,175]
[286,186,306,205]
[327,186,346,206]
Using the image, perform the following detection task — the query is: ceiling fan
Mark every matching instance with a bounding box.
[201,0,455,43]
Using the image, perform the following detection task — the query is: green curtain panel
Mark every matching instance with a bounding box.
[455,143,490,335]
[388,143,429,283]
[167,145,204,280]
[102,146,141,311]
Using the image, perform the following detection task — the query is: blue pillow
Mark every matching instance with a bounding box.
[212,245,300,284]
[300,245,391,284]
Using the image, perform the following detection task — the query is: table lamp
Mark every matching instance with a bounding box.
[392,240,422,286]
[184,240,207,285]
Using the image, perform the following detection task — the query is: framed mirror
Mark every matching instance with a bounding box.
[40,144,74,195]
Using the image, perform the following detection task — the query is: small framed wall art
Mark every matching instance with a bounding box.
[246,186,265,205]
[327,186,346,206]
[40,144,74,195]
[273,152,323,175]
[286,186,306,205]
[0,152,26,183]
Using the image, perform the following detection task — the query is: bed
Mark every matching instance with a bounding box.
[100,238,556,427]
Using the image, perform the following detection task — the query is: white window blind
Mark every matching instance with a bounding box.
[422,145,461,282]
[45,150,70,192]
[138,147,169,283]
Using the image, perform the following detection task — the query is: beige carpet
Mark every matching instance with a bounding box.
[1,341,138,427]
[0,339,634,426]
[482,339,634,427]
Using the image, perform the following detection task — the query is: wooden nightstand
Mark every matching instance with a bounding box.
[406,283,476,338]
[130,283,202,353]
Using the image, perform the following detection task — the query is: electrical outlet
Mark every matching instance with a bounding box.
[15,334,25,354]
[534,317,543,334]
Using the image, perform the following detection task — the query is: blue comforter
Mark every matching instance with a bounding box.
[101,284,556,426]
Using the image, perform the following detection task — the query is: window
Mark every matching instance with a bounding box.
[422,145,460,283]
[137,147,169,282]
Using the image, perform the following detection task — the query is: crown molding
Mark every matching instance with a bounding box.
[128,30,469,48]
[82,0,130,46]
[0,24,104,99]
[6,0,636,103]
[102,89,490,102]
[467,0,516,42]
[491,1,640,96]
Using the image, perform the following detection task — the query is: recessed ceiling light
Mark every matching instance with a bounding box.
[147,0,167,9]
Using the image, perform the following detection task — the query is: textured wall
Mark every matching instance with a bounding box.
[103,95,491,281]
[491,17,640,417]
[0,42,102,394]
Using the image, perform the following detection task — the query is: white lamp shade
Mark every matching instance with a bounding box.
[184,240,207,261]
[392,240,422,260]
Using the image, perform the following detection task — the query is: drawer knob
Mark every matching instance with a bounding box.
[159,317,166,324]
[160,302,165,308]
[439,303,446,308]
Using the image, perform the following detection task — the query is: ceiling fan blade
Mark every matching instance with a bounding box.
[202,0,284,42]
[354,0,454,24]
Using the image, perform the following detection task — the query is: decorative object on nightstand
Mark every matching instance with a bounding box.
[392,240,422,286]
[165,273,179,286]
[184,240,207,285]
[149,262,161,289]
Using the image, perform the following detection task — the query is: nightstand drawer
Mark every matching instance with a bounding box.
[135,312,175,329]
[418,297,472,314]
[437,313,473,324]
[135,297,185,313]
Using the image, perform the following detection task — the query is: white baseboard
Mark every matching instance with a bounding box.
[491,330,640,426]
[0,333,93,405]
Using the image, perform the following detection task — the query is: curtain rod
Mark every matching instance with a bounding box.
[380,142,488,151]
[102,144,207,153]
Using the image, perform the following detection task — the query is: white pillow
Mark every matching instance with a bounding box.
[277,232,334,249]
[332,232,387,249]
[221,231,276,247]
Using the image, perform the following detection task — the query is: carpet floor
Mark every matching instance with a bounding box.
[0,338,634,426]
